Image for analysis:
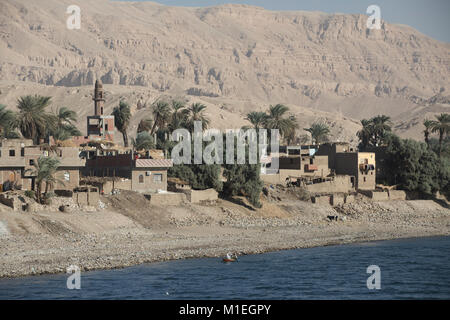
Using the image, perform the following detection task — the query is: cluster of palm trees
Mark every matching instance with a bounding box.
[245,104,299,144]
[0,95,81,145]
[357,115,393,149]
[423,113,450,156]
[245,105,332,145]
[114,100,211,151]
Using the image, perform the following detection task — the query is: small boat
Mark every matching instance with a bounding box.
[222,253,238,262]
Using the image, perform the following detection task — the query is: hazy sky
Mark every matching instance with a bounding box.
[126,0,450,43]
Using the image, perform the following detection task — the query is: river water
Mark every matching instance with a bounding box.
[0,236,449,299]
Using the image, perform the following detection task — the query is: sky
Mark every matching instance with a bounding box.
[123,0,450,43]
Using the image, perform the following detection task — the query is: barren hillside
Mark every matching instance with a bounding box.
[0,0,449,141]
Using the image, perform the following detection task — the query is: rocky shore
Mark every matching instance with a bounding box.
[0,194,449,279]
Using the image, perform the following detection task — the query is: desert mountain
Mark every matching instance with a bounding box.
[0,0,449,142]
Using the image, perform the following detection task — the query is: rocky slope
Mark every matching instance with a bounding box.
[0,0,449,140]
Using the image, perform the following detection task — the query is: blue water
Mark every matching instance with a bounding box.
[0,236,449,299]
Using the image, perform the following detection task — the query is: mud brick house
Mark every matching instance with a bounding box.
[0,139,85,192]
[85,151,173,193]
[317,143,376,190]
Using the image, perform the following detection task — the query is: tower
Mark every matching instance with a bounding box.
[93,80,105,116]
[86,80,115,142]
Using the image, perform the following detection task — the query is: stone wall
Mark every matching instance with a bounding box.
[306,176,353,193]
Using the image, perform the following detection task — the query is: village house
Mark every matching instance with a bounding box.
[84,150,173,194]
[316,143,375,190]
[0,139,85,192]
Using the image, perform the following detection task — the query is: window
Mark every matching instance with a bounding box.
[64,172,70,181]
[29,159,35,165]
[21,148,24,157]
[153,174,162,183]
[363,177,367,182]
[139,174,144,183]
[9,150,15,157]
[310,158,314,165]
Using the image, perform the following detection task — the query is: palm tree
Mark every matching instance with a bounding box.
[26,156,60,204]
[357,119,373,149]
[169,100,188,131]
[430,113,450,156]
[0,104,19,138]
[304,122,330,145]
[245,112,268,130]
[137,118,153,134]
[15,95,53,144]
[423,119,434,148]
[52,107,81,141]
[265,104,297,140]
[56,107,77,126]
[371,115,392,146]
[186,103,210,131]
[112,100,131,147]
[150,100,171,135]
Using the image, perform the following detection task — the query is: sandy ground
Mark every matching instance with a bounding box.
[0,190,449,278]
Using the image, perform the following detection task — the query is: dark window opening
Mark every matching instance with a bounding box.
[9,150,15,157]
[29,159,35,165]
[139,175,144,183]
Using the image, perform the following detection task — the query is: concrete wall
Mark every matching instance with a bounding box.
[148,193,186,206]
[131,169,167,193]
[101,179,132,194]
[261,174,282,184]
[183,189,218,203]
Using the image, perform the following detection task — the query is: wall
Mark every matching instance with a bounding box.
[54,169,80,190]
[305,176,353,193]
[183,189,218,203]
[148,193,186,206]
[73,189,99,206]
[388,190,407,200]
[131,168,168,193]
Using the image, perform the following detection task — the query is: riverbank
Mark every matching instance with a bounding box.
[0,193,449,278]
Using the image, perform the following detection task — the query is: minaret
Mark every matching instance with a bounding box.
[93,80,105,116]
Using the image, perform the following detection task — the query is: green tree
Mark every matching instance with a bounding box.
[423,119,434,148]
[430,113,450,157]
[265,104,297,141]
[304,122,330,145]
[150,100,171,135]
[245,111,268,130]
[383,134,447,197]
[133,131,155,150]
[357,115,392,149]
[0,104,19,138]
[26,156,61,203]
[15,95,54,144]
[112,100,131,147]
[168,100,188,131]
[186,103,210,132]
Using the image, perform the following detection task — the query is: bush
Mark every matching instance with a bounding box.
[24,190,35,199]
